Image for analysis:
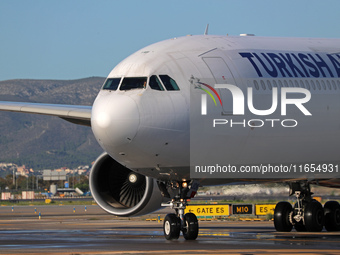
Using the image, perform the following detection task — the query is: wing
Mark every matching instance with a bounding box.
[0,101,92,126]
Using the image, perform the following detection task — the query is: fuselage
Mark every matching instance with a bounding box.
[91,35,340,184]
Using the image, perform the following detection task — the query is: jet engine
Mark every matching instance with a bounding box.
[89,153,164,216]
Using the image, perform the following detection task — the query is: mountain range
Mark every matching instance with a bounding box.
[0,77,105,170]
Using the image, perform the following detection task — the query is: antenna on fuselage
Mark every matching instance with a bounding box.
[204,24,209,35]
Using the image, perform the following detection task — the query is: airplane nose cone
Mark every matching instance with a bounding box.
[91,95,140,148]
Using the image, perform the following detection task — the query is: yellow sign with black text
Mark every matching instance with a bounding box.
[185,205,229,216]
[255,204,276,215]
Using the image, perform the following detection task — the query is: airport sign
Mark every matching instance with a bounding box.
[255,204,276,215]
[185,205,229,216]
[232,204,253,214]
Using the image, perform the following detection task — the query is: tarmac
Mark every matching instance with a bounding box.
[0,205,339,254]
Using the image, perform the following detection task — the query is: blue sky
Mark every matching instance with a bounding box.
[1,0,339,81]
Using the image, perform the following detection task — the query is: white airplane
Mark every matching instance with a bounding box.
[1,34,340,240]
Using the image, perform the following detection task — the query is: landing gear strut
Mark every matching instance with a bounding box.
[274,181,340,232]
[160,180,200,240]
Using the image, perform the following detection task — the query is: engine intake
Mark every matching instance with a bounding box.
[90,153,164,216]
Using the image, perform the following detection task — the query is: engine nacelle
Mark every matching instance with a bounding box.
[90,152,164,216]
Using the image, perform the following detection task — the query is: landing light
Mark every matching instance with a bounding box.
[129,174,137,183]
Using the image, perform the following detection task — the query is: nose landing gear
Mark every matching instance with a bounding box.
[160,180,200,240]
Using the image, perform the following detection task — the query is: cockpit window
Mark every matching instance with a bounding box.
[102,78,121,90]
[149,75,164,91]
[159,75,180,91]
[120,77,147,90]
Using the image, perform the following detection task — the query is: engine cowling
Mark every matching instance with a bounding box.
[90,152,164,216]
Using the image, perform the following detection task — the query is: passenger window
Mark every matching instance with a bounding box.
[267,80,272,90]
[261,80,266,90]
[316,80,321,90]
[149,75,164,91]
[332,80,337,90]
[306,80,312,90]
[103,78,121,90]
[310,80,316,90]
[272,80,277,88]
[300,80,305,88]
[159,75,180,91]
[120,77,147,91]
[327,80,332,90]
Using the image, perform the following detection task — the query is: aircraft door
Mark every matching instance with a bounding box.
[203,57,237,115]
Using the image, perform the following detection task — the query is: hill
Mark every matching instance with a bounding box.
[0,77,105,169]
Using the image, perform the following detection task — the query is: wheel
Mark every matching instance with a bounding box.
[304,200,324,232]
[183,213,199,240]
[324,201,340,231]
[163,214,181,240]
[274,201,293,232]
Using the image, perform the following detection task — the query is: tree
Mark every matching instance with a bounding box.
[70,175,89,192]
[4,174,15,189]
[0,177,6,190]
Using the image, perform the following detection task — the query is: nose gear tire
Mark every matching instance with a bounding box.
[182,213,199,240]
[163,214,181,240]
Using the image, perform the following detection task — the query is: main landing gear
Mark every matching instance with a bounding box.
[159,180,200,240]
[274,181,340,232]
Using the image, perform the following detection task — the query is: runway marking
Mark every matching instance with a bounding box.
[3,249,340,255]
[1,206,340,254]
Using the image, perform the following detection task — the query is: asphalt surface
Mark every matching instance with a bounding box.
[0,205,339,254]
